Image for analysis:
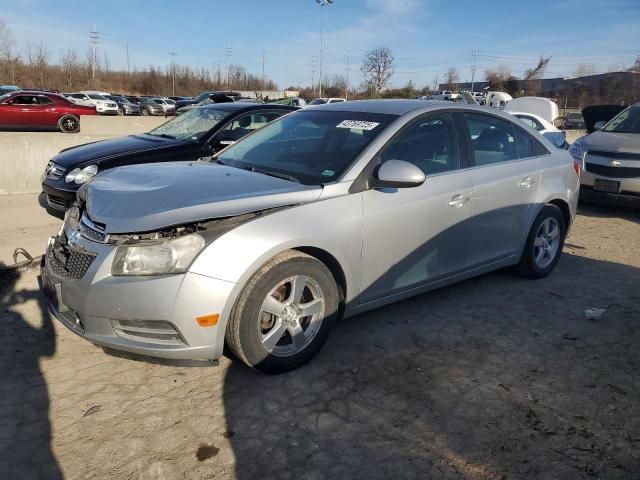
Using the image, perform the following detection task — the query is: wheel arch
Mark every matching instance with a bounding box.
[546,198,571,229]
[293,246,348,315]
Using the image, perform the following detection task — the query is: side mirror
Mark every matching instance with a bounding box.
[594,120,606,130]
[374,160,425,189]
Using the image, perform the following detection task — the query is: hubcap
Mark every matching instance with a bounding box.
[533,217,560,269]
[258,275,325,357]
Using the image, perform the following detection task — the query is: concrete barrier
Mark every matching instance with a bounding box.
[0,116,169,195]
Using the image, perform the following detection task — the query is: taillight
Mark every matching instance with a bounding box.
[573,159,580,176]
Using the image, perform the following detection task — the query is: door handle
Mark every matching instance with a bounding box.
[448,194,469,207]
[519,176,534,188]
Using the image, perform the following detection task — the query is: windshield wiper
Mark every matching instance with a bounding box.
[156,133,176,139]
[243,165,301,183]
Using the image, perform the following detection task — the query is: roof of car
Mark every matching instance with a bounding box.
[310,99,465,115]
[200,102,297,112]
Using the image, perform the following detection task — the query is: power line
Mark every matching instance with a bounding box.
[225,41,233,87]
[89,24,99,81]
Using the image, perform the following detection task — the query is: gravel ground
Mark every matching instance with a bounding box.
[1,194,639,480]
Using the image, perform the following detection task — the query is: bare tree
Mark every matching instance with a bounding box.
[523,56,551,80]
[431,74,439,92]
[484,65,512,91]
[574,64,596,77]
[0,18,17,84]
[26,42,49,89]
[361,47,394,94]
[444,67,459,90]
[60,48,79,91]
[627,56,640,73]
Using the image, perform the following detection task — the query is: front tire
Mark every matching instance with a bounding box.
[226,251,339,374]
[141,108,149,116]
[57,114,80,133]
[516,205,566,278]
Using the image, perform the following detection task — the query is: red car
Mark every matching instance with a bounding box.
[0,90,97,133]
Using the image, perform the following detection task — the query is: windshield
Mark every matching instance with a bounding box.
[602,107,640,134]
[567,113,582,120]
[88,94,107,100]
[217,110,396,185]
[309,98,327,105]
[148,107,229,141]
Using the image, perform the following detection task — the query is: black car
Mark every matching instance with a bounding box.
[560,112,586,130]
[41,103,296,215]
[175,91,241,110]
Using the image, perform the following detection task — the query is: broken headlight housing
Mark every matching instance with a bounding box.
[111,233,205,276]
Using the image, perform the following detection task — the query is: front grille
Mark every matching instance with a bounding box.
[48,232,96,279]
[585,162,640,179]
[107,102,117,107]
[79,217,107,243]
[47,195,69,207]
[111,320,185,345]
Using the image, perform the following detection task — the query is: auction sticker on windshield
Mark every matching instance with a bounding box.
[336,120,380,130]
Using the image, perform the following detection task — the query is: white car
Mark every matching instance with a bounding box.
[308,98,346,106]
[153,98,177,115]
[67,92,118,115]
[509,112,567,148]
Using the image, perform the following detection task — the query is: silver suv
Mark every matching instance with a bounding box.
[42,100,579,373]
[571,103,640,208]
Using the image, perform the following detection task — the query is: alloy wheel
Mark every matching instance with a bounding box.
[257,275,325,357]
[534,217,560,269]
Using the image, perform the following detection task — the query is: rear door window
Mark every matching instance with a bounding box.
[463,113,518,166]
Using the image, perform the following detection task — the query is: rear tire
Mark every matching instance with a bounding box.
[226,250,339,374]
[57,114,80,133]
[141,108,149,116]
[516,204,566,278]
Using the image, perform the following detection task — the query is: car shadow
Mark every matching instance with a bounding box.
[222,252,640,479]
[577,201,639,223]
[0,269,63,479]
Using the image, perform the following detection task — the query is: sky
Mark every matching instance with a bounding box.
[1,0,639,90]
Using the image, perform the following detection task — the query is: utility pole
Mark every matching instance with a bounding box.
[89,24,99,83]
[345,53,351,100]
[225,41,232,88]
[169,52,178,96]
[126,43,130,74]
[262,49,266,90]
[470,49,478,91]
[311,56,317,95]
[316,0,333,98]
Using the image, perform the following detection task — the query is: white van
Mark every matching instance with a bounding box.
[485,91,513,109]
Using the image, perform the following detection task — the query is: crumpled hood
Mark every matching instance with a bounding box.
[84,162,322,233]
[53,134,185,168]
[583,130,640,154]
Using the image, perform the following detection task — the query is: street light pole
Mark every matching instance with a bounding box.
[169,52,177,96]
[316,0,333,98]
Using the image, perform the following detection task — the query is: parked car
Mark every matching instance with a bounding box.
[485,91,513,109]
[41,100,579,373]
[429,91,460,101]
[105,95,141,116]
[308,97,346,106]
[570,103,639,208]
[138,98,166,116]
[0,90,96,133]
[270,97,307,107]
[123,95,141,105]
[152,97,177,115]
[67,92,119,115]
[40,103,296,213]
[560,112,586,130]
[175,91,241,110]
[0,85,20,95]
[175,95,236,116]
[508,112,567,149]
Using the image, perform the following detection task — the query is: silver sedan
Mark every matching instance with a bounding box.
[41,100,580,373]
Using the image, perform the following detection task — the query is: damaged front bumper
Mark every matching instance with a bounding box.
[41,220,236,361]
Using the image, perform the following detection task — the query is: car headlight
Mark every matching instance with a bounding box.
[112,233,205,276]
[65,164,98,184]
[568,136,586,162]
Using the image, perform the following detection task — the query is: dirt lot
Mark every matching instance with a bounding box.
[1,194,639,480]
